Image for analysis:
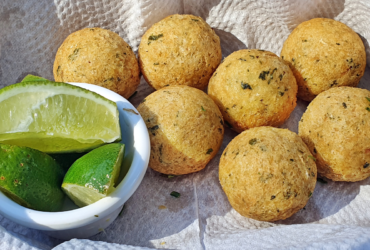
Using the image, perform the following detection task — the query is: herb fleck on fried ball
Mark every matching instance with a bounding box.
[299,87,370,182]
[138,14,222,90]
[208,49,297,133]
[137,86,224,175]
[281,18,366,101]
[219,127,317,221]
[53,27,140,99]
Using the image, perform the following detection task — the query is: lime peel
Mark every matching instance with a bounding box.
[0,143,65,212]
[62,143,125,207]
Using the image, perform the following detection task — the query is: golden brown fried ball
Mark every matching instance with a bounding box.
[137,86,224,175]
[208,49,297,133]
[53,27,140,99]
[299,87,370,182]
[281,18,366,101]
[138,14,222,90]
[219,126,317,221]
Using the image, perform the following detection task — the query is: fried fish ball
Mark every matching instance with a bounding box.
[208,49,297,133]
[281,18,366,101]
[137,86,224,175]
[53,27,140,99]
[138,14,222,90]
[299,87,370,182]
[219,127,317,221]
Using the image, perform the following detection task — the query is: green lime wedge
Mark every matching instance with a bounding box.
[62,143,125,207]
[0,143,65,212]
[0,79,121,153]
[21,74,49,82]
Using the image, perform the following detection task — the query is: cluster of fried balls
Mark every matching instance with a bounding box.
[54,16,369,222]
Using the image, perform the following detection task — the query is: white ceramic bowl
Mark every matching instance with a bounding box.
[0,83,150,240]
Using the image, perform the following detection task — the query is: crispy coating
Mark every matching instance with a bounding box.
[208,49,297,133]
[53,27,140,99]
[299,87,370,182]
[281,18,366,101]
[138,14,222,90]
[219,127,317,221]
[137,86,224,175]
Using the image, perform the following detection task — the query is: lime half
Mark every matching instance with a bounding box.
[0,78,121,153]
[62,143,125,207]
[0,143,65,212]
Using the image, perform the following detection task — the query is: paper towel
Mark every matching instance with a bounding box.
[1,0,370,249]
[53,239,156,250]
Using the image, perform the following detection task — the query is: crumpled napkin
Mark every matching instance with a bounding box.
[1,0,370,249]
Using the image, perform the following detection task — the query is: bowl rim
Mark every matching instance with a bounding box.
[0,82,150,231]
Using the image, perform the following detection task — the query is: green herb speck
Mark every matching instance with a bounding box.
[308,155,316,161]
[366,97,370,102]
[148,34,163,41]
[279,91,285,96]
[168,175,176,178]
[366,107,370,112]
[192,19,199,22]
[219,117,224,126]
[241,82,252,90]
[170,191,181,198]
[331,80,338,87]
[68,48,80,61]
[149,125,159,135]
[201,106,206,111]
[308,192,313,198]
[154,63,159,65]
[259,70,270,80]
[249,138,257,145]
[364,162,369,168]
[342,102,347,108]
[206,148,213,154]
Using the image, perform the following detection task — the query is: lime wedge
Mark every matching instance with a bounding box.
[62,143,125,207]
[0,143,65,212]
[21,74,49,82]
[0,79,121,153]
